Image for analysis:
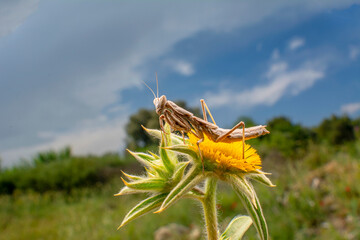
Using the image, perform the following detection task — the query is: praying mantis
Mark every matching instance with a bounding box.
[144,75,270,168]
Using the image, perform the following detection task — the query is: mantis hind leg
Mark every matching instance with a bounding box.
[215,121,246,159]
[200,99,216,125]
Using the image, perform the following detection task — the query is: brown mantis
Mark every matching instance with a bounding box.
[144,75,270,169]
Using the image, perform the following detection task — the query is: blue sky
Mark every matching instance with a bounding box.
[1,1,360,166]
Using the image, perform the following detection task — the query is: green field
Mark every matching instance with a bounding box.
[0,178,203,240]
[1,115,360,239]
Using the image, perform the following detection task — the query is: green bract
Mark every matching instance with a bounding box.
[116,124,275,240]
[115,124,205,229]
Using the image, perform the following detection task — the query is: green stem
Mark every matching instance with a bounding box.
[202,177,218,240]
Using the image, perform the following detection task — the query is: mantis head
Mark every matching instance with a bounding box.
[143,73,165,114]
[154,95,167,114]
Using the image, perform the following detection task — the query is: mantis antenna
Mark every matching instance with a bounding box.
[156,72,159,98]
[142,80,156,100]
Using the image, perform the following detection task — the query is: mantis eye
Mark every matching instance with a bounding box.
[153,98,159,106]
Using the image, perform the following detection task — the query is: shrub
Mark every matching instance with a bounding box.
[0,153,125,194]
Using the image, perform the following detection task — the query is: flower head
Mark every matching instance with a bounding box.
[188,134,262,173]
[117,124,274,240]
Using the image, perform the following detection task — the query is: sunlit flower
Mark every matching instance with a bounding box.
[117,125,273,240]
[188,134,262,172]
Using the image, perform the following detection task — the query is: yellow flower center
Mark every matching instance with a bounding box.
[188,134,262,172]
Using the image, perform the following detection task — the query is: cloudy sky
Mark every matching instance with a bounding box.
[1,0,360,166]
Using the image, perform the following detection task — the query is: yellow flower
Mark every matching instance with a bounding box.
[188,134,262,172]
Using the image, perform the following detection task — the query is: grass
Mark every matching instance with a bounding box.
[0,178,203,240]
[1,141,360,239]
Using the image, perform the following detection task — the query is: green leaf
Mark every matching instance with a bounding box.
[165,144,200,163]
[122,178,167,191]
[156,166,204,213]
[253,190,269,240]
[172,161,189,185]
[160,134,176,173]
[231,182,269,240]
[142,125,183,145]
[147,151,159,159]
[247,172,276,187]
[220,215,252,240]
[164,123,173,145]
[127,150,156,167]
[114,186,145,196]
[121,171,144,181]
[118,193,168,228]
[128,150,168,178]
[226,174,256,206]
[145,167,156,177]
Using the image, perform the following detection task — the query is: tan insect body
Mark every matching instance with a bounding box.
[145,75,270,169]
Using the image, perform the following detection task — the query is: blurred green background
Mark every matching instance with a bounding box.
[1,108,359,240]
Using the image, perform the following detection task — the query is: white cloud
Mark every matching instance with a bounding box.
[1,117,127,167]
[349,45,359,60]
[1,0,358,166]
[289,37,306,51]
[205,61,325,108]
[0,0,39,38]
[168,60,195,76]
[267,61,287,78]
[341,102,360,115]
